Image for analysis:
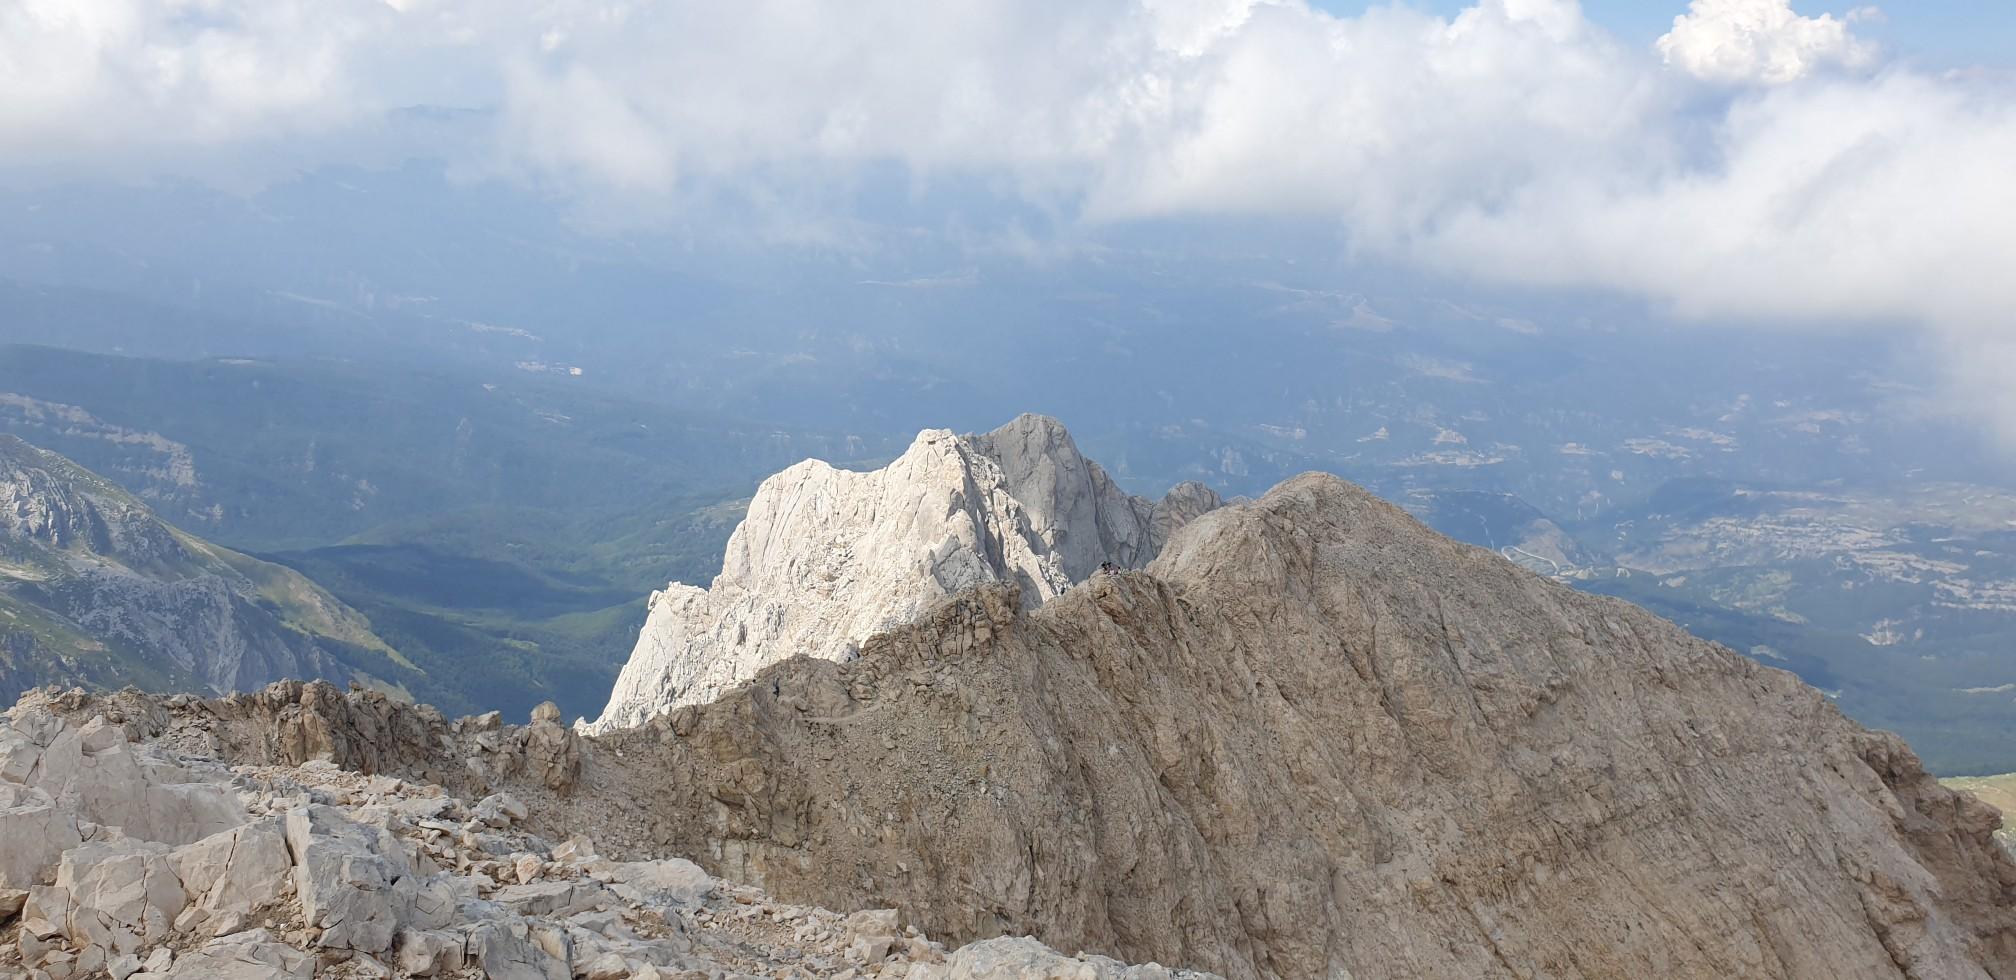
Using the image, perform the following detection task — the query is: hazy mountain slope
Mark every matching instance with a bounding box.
[0,344,899,552]
[0,344,907,719]
[0,436,408,702]
[1409,488,1598,576]
[1388,477,2016,774]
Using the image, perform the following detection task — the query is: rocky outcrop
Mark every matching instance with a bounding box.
[586,415,1220,732]
[913,937,1196,980]
[0,697,1204,980]
[561,473,2016,979]
[0,435,403,702]
[15,681,583,801]
[16,467,2016,978]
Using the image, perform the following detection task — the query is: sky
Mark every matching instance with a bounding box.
[3,0,2015,436]
[1315,0,2016,63]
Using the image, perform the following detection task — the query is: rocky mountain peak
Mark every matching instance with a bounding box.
[585,416,1221,732]
[569,469,2016,977]
[13,465,2016,978]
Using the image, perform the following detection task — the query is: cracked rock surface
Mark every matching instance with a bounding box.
[0,697,1203,980]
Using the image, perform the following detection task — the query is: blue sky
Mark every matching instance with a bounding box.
[1311,1,2016,66]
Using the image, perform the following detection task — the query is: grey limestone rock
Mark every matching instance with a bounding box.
[587,415,1220,731]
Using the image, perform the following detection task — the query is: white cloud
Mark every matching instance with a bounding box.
[1656,0,1878,84]
[1,0,2015,435]
[0,0,381,159]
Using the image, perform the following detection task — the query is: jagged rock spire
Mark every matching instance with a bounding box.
[584,415,1220,732]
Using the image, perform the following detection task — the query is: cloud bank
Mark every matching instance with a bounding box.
[1657,0,1879,84]
[4,0,2014,432]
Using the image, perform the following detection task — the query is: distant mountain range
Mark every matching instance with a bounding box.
[0,435,406,702]
[0,343,909,719]
[5,337,2016,772]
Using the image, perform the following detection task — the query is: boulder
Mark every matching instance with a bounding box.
[47,839,186,956]
[0,783,84,890]
[592,859,710,908]
[580,951,630,979]
[23,717,241,845]
[283,805,412,953]
[0,720,45,783]
[467,919,570,980]
[550,837,596,864]
[520,719,580,793]
[472,793,528,828]
[844,907,901,940]
[109,951,142,980]
[494,880,601,918]
[161,928,313,979]
[393,927,466,976]
[169,817,291,925]
[912,937,1176,980]
[390,873,460,931]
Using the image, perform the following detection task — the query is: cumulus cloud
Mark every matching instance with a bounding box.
[2,0,2015,434]
[0,0,384,165]
[1655,0,1879,84]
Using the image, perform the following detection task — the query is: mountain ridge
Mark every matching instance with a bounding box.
[7,419,2016,977]
[568,470,2016,977]
[152,445,2016,978]
[0,435,407,701]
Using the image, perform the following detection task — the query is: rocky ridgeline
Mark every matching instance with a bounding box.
[577,472,2016,979]
[12,420,2016,978]
[0,689,1213,980]
[586,416,1220,732]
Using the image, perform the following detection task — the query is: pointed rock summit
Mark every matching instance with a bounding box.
[587,415,1219,731]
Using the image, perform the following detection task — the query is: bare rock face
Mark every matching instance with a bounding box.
[510,702,583,792]
[585,415,1221,732]
[15,461,2016,978]
[569,473,2016,979]
[0,693,1195,980]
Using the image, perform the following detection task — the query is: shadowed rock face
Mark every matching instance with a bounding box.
[586,415,1221,732]
[577,474,2016,979]
[35,472,2016,979]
